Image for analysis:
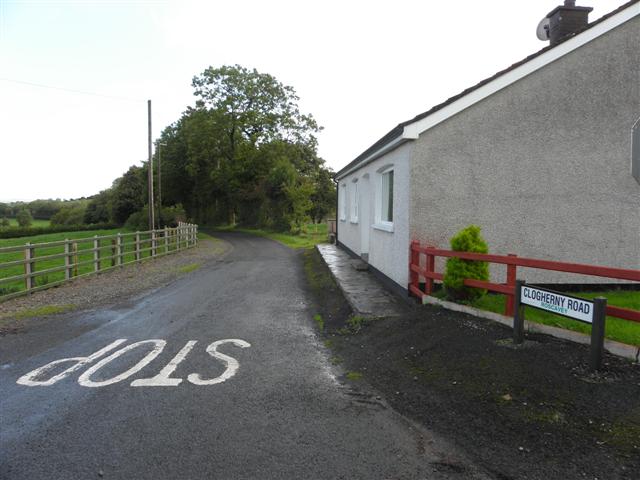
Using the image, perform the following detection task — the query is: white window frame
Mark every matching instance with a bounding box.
[339,183,347,221]
[374,165,394,232]
[350,179,359,223]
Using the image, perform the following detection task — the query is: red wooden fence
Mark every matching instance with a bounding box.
[409,241,640,324]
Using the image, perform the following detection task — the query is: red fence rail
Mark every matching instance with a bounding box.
[409,241,640,324]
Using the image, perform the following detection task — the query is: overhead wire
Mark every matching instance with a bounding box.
[0,77,146,103]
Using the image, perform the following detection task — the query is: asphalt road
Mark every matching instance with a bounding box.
[1,233,487,480]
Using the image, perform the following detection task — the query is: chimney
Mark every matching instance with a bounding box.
[546,1,593,46]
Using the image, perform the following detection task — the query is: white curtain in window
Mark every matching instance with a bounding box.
[381,170,393,222]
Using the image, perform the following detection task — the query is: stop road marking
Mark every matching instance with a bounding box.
[16,338,251,388]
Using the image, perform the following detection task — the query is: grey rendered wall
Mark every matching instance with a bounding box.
[410,17,640,284]
[337,142,412,289]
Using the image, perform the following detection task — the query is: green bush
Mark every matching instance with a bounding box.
[125,204,188,231]
[0,217,9,228]
[50,203,87,226]
[16,209,33,228]
[443,225,490,301]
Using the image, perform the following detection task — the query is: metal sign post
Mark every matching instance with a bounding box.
[513,282,607,371]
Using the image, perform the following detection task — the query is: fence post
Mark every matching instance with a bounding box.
[505,254,517,316]
[425,246,435,296]
[590,297,607,371]
[409,241,420,297]
[135,232,141,261]
[111,239,116,267]
[64,240,72,280]
[151,230,156,256]
[116,233,123,265]
[24,242,35,291]
[94,235,100,272]
[72,242,78,277]
[164,227,169,253]
[513,280,525,344]
[177,225,181,251]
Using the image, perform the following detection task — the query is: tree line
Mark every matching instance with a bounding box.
[3,65,336,233]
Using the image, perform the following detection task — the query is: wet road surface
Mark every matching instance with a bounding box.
[1,233,487,479]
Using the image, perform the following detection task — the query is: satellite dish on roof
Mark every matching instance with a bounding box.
[536,17,550,41]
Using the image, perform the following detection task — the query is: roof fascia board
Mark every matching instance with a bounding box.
[336,134,412,179]
[403,4,639,138]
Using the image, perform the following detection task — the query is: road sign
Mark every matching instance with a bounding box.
[513,281,607,371]
[520,285,594,323]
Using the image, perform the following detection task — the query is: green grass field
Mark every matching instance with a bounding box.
[4,218,50,228]
[0,227,194,297]
[434,289,640,347]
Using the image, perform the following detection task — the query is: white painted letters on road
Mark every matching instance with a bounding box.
[78,340,166,387]
[17,338,251,388]
[187,339,251,385]
[131,340,197,387]
[16,339,127,387]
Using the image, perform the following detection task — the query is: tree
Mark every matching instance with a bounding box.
[187,65,323,225]
[192,65,320,151]
[84,190,112,224]
[0,217,9,228]
[16,209,33,228]
[110,166,145,225]
[50,203,87,226]
[310,167,336,223]
[142,64,335,231]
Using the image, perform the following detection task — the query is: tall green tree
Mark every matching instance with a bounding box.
[150,64,335,230]
[110,166,145,225]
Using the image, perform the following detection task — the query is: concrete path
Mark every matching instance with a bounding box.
[317,244,407,318]
[0,233,487,480]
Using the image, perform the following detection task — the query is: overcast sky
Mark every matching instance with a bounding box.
[0,0,625,202]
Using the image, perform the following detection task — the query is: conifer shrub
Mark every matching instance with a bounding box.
[443,225,490,301]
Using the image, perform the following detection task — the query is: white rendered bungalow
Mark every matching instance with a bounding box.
[335,1,640,296]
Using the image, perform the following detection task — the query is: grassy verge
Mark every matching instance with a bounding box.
[0,303,78,332]
[214,223,329,249]
[433,289,640,346]
[11,304,77,319]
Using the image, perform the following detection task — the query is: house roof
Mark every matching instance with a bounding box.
[335,0,640,180]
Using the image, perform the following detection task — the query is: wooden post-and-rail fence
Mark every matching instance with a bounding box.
[0,223,198,302]
[409,240,640,325]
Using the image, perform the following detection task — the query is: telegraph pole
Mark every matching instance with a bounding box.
[147,99,155,231]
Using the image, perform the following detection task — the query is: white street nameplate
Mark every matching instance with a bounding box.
[520,286,594,323]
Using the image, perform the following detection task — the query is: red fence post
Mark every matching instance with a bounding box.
[410,241,420,297]
[505,253,517,316]
[425,246,435,296]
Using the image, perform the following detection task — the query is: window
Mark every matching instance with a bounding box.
[380,169,393,222]
[350,180,359,223]
[339,184,347,221]
[375,166,394,231]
